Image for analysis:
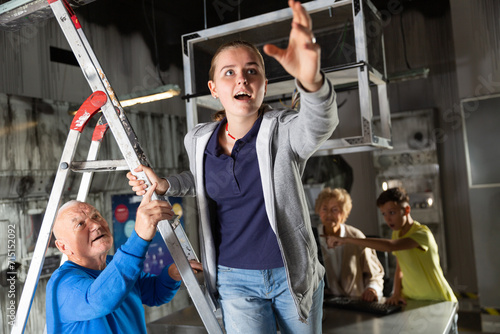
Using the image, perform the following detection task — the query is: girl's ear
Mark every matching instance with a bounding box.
[208,80,217,98]
[404,204,411,215]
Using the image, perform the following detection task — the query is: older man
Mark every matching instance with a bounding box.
[46,183,202,333]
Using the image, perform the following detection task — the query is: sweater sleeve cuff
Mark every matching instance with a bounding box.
[160,264,183,286]
[120,229,151,258]
[295,72,333,104]
[164,177,177,196]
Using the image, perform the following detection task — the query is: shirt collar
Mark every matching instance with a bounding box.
[339,223,346,238]
[205,116,263,157]
[233,115,263,144]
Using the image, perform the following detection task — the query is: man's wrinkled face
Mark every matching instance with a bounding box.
[55,202,113,261]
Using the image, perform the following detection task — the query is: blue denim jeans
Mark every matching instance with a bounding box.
[217,265,324,334]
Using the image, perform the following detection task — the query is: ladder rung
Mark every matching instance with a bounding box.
[70,160,129,172]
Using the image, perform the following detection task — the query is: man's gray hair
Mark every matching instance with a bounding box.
[53,200,84,239]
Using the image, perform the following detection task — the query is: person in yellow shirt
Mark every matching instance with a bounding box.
[325,187,456,305]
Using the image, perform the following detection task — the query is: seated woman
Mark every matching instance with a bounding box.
[315,187,385,302]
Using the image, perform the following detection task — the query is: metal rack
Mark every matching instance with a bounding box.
[181,0,392,155]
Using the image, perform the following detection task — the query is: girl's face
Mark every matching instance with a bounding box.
[208,46,267,119]
[319,198,346,234]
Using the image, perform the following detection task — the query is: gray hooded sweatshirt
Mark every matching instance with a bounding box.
[165,76,338,321]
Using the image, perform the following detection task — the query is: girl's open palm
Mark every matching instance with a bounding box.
[263,0,322,92]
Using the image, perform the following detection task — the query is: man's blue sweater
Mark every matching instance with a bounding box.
[46,230,181,333]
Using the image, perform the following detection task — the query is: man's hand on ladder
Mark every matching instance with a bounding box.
[168,260,204,282]
[134,183,175,241]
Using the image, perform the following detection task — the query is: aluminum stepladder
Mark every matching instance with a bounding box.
[11,0,223,333]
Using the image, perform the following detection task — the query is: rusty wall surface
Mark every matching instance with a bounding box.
[0,92,187,199]
[0,8,186,117]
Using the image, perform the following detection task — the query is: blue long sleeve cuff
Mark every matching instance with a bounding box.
[119,229,151,259]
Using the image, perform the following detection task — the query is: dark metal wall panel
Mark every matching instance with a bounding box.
[451,0,500,316]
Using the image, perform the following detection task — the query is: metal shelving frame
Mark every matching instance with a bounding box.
[181,0,392,155]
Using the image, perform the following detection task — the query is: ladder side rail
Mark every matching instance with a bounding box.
[157,221,222,333]
[76,20,151,169]
[48,0,150,179]
[38,116,110,334]
[77,141,99,200]
[52,0,151,169]
[11,131,79,334]
[77,115,109,201]
[43,116,110,334]
[172,220,199,262]
[11,91,106,334]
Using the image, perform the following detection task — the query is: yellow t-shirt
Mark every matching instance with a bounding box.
[392,222,457,302]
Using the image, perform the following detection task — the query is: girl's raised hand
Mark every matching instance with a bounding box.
[263,0,323,92]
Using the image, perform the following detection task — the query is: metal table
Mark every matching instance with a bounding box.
[147,300,458,334]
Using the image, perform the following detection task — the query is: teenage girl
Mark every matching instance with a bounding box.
[127,1,338,332]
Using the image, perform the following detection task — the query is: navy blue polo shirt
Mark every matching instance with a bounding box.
[204,117,284,269]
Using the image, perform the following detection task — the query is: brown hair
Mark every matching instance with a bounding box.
[315,187,353,219]
[376,187,410,207]
[209,40,268,122]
